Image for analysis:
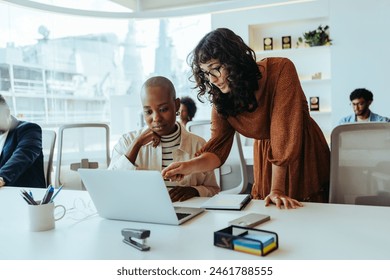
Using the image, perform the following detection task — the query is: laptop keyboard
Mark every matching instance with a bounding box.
[176,212,191,220]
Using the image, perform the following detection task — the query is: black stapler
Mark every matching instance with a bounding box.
[121,228,151,251]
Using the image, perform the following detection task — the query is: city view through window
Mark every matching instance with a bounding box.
[0,2,211,134]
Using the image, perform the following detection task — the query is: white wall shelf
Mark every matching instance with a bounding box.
[300,78,331,85]
[256,45,331,80]
[310,110,331,115]
[248,17,332,140]
[255,45,330,56]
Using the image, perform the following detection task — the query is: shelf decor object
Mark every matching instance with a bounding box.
[282,36,291,49]
[309,96,320,111]
[298,25,332,47]
[263,37,273,50]
[311,72,322,80]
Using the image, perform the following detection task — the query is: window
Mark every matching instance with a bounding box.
[0,2,211,130]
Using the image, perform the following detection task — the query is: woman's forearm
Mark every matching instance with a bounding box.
[188,152,221,173]
[162,152,221,179]
[271,163,287,193]
[125,141,142,165]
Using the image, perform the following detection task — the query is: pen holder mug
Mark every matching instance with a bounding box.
[28,202,66,232]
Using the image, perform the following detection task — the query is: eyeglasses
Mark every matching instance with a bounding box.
[199,65,223,81]
[350,102,366,108]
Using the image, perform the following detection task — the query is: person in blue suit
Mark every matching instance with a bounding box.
[0,95,45,188]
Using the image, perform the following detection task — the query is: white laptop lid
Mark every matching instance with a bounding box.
[78,169,204,225]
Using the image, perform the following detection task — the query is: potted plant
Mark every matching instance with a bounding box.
[298,25,332,47]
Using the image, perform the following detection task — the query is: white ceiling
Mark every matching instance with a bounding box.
[3,0,309,18]
[109,0,228,12]
[109,0,306,13]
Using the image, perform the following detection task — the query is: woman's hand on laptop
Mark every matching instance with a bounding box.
[161,161,191,182]
[169,186,199,202]
[162,153,219,182]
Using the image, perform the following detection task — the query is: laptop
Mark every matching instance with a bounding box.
[78,169,205,225]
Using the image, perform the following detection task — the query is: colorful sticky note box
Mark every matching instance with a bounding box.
[214,225,278,256]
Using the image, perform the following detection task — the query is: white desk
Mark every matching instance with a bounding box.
[1,187,390,260]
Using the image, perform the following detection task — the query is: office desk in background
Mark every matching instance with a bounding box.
[1,187,390,260]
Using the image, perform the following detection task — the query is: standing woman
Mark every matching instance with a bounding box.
[162,28,330,209]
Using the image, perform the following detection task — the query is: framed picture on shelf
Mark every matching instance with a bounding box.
[282,36,291,49]
[309,97,320,111]
[263,37,273,51]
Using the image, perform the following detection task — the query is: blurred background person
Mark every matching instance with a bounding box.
[178,96,197,128]
[0,94,45,188]
[339,88,390,124]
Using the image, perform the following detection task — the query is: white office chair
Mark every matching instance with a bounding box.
[55,123,110,190]
[186,120,248,194]
[329,123,390,206]
[42,129,56,187]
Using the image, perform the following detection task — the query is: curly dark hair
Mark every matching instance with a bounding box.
[349,88,373,102]
[187,28,261,117]
[180,96,197,121]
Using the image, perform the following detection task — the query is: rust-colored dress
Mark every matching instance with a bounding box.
[201,57,330,202]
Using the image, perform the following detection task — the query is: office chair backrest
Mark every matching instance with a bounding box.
[55,123,110,190]
[42,129,56,186]
[330,123,390,206]
[186,120,248,194]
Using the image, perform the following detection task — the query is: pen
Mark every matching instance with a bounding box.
[20,189,38,205]
[50,185,63,203]
[20,194,32,205]
[29,190,34,199]
[41,185,54,204]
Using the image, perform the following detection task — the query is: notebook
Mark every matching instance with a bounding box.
[78,169,205,225]
[201,193,251,210]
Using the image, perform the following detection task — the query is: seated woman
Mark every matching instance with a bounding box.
[108,76,219,202]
